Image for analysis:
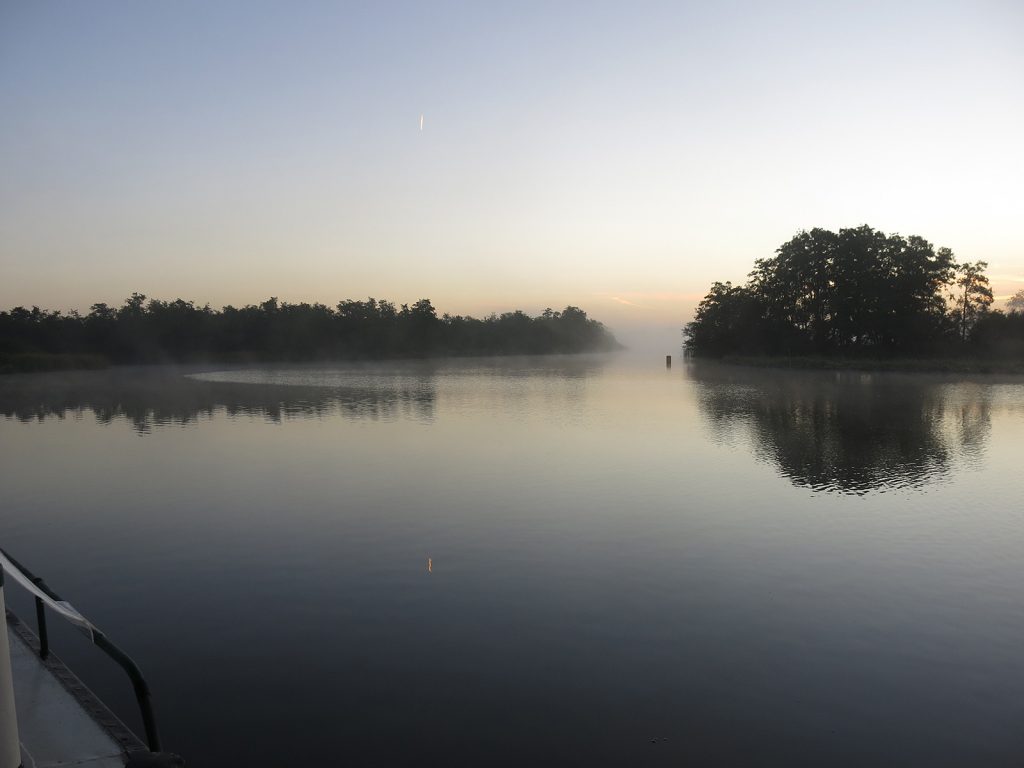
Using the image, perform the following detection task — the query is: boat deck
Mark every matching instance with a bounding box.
[6,611,143,768]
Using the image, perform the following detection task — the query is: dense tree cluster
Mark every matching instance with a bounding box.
[0,295,619,371]
[685,225,1023,358]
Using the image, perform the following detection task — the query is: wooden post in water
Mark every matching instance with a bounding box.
[665,355,672,368]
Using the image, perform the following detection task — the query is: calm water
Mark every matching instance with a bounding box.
[2,355,1024,766]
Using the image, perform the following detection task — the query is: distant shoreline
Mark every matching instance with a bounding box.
[715,355,1024,375]
[1,297,620,372]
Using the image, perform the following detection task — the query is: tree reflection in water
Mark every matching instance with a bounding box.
[0,367,439,432]
[689,363,991,494]
[0,356,607,434]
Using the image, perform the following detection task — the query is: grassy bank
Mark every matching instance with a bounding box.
[718,355,1024,375]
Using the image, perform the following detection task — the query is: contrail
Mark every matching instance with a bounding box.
[610,296,643,307]
[419,113,424,131]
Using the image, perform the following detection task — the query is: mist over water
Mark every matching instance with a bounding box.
[2,355,1024,766]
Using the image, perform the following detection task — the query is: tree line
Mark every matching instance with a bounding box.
[685,225,1024,359]
[0,296,620,371]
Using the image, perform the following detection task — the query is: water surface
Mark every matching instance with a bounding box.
[2,355,1023,766]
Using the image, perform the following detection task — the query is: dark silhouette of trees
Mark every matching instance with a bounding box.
[685,226,1017,359]
[682,282,769,356]
[953,261,994,341]
[0,295,620,371]
[969,308,1024,359]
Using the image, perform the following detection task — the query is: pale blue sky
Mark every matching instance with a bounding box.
[2,1,1022,344]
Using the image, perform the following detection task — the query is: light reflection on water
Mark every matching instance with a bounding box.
[2,355,1024,766]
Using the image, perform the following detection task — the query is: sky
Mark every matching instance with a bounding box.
[2,1,1022,349]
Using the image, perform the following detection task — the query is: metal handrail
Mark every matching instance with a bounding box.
[0,548,162,752]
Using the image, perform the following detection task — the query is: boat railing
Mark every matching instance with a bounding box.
[0,548,162,752]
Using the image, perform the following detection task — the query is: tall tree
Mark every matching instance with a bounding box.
[953,261,994,341]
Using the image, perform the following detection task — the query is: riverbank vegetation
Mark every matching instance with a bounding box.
[0,297,619,372]
[684,225,1024,365]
